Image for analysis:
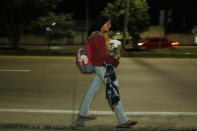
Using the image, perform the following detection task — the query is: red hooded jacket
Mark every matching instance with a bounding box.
[87,34,119,67]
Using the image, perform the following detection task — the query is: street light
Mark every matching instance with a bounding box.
[52,22,56,26]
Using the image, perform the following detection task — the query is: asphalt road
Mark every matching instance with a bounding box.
[0,56,197,113]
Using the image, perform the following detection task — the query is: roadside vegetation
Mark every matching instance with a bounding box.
[0,47,197,58]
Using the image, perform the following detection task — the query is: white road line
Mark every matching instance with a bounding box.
[0,109,197,116]
[0,70,31,72]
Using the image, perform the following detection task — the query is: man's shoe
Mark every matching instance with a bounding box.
[119,120,137,128]
[79,114,97,120]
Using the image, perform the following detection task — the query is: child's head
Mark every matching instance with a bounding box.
[108,40,121,56]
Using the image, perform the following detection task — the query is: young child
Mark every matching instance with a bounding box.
[104,33,121,59]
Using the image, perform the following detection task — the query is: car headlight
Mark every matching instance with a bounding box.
[138,43,143,46]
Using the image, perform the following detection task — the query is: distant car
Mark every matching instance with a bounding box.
[137,37,179,49]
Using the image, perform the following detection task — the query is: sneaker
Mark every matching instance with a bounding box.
[119,120,138,128]
[79,114,97,120]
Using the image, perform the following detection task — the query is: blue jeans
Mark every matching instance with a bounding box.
[79,66,129,124]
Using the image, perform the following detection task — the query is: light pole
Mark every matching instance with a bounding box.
[159,10,165,48]
[123,0,130,50]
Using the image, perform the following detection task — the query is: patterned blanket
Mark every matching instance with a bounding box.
[105,64,120,110]
[104,34,121,110]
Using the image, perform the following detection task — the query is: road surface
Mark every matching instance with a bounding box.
[0,56,197,130]
[0,56,197,112]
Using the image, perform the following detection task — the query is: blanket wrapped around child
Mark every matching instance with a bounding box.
[104,34,121,109]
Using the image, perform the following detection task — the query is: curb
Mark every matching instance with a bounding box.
[0,123,197,131]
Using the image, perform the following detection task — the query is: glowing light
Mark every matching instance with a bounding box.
[52,22,56,26]
[138,43,143,46]
[171,42,179,46]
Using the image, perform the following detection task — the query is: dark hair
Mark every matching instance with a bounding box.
[88,15,110,36]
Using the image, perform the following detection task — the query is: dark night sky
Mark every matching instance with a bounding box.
[147,0,196,25]
[56,0,115,19]
[56,0,197,32]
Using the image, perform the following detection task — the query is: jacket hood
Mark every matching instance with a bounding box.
[88,31,104,40]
